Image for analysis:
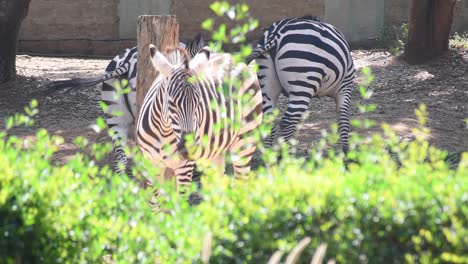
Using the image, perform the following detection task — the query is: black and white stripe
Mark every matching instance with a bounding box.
[47,34,206,175]
[136,46,263,195]
[247,16,355,153]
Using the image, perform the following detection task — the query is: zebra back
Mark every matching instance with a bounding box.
[46,34,206,94]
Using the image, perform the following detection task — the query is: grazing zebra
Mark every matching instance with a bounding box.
[246,16,355,153]
[136,45,262,196]
[47,34,206,176]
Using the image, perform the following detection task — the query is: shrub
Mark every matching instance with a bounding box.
[1,97,467,263]
[1,2,467,263]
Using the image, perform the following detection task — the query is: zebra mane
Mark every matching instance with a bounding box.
[299,15,320,21]
[164,47,190,69]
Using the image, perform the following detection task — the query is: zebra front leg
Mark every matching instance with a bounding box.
[112,140,129,176]
[230,135,258,179]
[174,160,196,195]
[212,155,226,175]
[175,160,204,206]
[335,86,352,154]
[146,167,175,212]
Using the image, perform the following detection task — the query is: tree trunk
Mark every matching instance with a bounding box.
[404,0,457,64]
[136,15,179,120]
[0,0,31,84]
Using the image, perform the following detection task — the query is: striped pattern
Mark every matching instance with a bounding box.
[247,16,355,153]
[136,46,262,195]
[47,34,206,175]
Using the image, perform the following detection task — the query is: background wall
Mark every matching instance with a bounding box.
[19,0,468,56]
[172,0,325,44]
[324,0,385,44]
[19,0,131,56]
[119,0,171,39]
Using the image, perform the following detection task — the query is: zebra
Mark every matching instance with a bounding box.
[136,45,262,196]
[246,16,355,153]
[47,34,206,176]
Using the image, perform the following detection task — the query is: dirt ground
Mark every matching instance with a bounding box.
[0,48,467,167]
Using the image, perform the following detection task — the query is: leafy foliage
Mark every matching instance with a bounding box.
[201,0,259,62]
[1,2,467,264]
[378,23,409,55]
[1,83,467,264]
[450,32,468,50]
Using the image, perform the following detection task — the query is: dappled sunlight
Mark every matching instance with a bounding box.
[410,70,435,81]
[352,50,397,69]
[14,131,84,165]
[16,55,108,80]
[388,119,432,141]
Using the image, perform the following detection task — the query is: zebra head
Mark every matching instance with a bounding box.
[149,45,211,159]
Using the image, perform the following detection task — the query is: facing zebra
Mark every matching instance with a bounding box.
[136,46,262,194]
[247,16,355,153]
[47,34,206,176]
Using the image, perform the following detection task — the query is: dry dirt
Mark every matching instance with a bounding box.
[0,48,467,167]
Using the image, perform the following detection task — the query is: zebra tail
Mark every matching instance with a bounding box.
[246,46,268,64]
[44,76,108,96]
[48,76,106,90]
[45,61,131,94]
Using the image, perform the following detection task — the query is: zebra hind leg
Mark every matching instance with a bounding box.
[256,53,282,148]
[278,95,312,146]
[336,86,352,154]
[264,122,279,148]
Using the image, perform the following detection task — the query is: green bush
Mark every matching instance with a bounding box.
[2,2,467,263]
[1,98,467,263]
[0,130,155,263]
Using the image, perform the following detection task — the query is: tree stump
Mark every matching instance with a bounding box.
[404,0,457,64]
[136,15,179,119]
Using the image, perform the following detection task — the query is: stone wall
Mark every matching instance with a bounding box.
[18,0,468,56]
[171,0,325,44]
[20,0,119,40]
[453,0,468,33]
[19,0,125,56]
[385,0,468,33]
[384,0,411,26]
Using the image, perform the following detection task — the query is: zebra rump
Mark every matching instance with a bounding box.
[247,16,355,152]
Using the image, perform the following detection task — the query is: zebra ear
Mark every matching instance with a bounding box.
[193,33,205,51]
[149,44,173,78]
[189,47,210,73]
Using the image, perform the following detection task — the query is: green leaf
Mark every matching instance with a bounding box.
[210,1,230,16]
[213,24,228,43]
[202,19,214,31]
[6,117,14,130]
[99,101,108,111]
[30,99,38,109]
